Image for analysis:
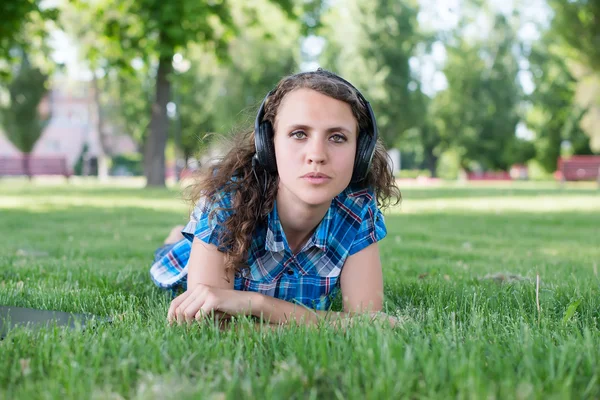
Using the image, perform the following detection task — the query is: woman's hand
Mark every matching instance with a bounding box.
[167,284,250,324]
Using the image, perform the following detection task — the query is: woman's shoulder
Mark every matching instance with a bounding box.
[189,184,237,222]
[330,186,379,225]
[183,184,238,242]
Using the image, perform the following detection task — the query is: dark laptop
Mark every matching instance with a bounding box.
[0,306,111,339]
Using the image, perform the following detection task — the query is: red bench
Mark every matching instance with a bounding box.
[467,171,512,181]
[557,156,600,182]
[0,155,72,178]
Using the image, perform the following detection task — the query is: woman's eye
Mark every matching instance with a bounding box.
[290,131,306,139]
[330,134,347,143]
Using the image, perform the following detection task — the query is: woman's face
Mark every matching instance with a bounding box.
[273,88,357,209]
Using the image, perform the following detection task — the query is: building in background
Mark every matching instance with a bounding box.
[0,77,137,174]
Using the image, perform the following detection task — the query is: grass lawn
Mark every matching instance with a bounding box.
[1,179,599,399]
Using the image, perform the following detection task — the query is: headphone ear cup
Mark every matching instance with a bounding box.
[258,121,277,172]
[352,130,376,183]
[254,121,268,167]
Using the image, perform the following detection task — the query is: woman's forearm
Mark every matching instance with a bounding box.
[247,291,324,325]
[238,291,397,328]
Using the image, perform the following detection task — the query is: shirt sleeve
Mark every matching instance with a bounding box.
[348,194,387,256]
[149,239,191,289]
[181,190,234,251]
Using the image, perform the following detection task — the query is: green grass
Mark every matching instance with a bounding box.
[1,179,599,399]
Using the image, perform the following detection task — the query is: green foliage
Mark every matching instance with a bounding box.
[319,0,424,147]
[77,0,236,64]
[436,148,462,180]
[51,0,597,180]
[106,69,152,146]
[110,154,144,176]
[0,55,50,153]
[503,137,536,166]
[436,14,523,171]
[549,0,600,72]
[70,0,239,186]
[526,31,590,172]
[318,0,450,175]
[357,0,423,144]
[61,0,152,149]
[526,159,555,181]
[73,143,90,176]
[395,169,431,179]
[0,1,59,81]
[71,0,308,187]
[171,0,302,160]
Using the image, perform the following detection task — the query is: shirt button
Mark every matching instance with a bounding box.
[286,269,294,275]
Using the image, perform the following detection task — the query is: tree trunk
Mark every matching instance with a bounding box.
[424,152,438,178]
[92,72,110,181]
[422,125,439,178]
[23,153,32,180]
[144,54,173,187]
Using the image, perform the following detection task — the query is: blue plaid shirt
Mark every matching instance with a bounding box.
[150,186,387,310]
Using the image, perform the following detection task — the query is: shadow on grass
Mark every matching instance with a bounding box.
[398,186,599,200]
[1,182,599,201]
[0,184,181,201]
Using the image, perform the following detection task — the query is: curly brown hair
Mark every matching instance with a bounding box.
[184,70,401,278]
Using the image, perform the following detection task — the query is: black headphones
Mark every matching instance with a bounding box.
[253,69,378,183]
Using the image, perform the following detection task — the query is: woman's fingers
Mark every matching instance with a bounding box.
[175,290,205,324]
[167,291,190,322]
[195,296,218,321]
[167,285,227,325]
[183,297,205,324]
[168,286,205,324]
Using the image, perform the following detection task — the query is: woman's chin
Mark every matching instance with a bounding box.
[297,189,340,207]
[279,179,348,208]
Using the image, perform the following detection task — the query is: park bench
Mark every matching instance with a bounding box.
[0,155,72,178]
[467,171,512,180]
[557,156,600,183]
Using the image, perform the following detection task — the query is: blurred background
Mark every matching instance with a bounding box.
[1,0,599,188]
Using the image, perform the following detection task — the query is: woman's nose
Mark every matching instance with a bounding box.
[306,139,327,164]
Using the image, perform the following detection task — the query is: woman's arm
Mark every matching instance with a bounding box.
[167,238,233,323]
[168,240,397,327]
[187,238,235,289]
[339,240,384,313]
[240,242,394,327]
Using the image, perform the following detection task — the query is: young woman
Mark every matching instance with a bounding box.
[150,69,401,327]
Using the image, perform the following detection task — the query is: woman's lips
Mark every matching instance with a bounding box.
[301,173,332,184]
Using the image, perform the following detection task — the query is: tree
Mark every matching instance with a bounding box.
[318,0,454,176]
[549,0,600,73]
[0,55,50,177]
[415,92,444,176]
[435,13,523,171]
[60,3,134,180]
[0,1,58,81]
[319,0,423,147]
[171,0,302,166]
[526,34,588,172]
[546,0,600,153]
[74,0,301,187]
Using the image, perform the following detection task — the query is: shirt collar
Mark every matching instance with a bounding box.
[265,200,331,253]
[265,201,286,252]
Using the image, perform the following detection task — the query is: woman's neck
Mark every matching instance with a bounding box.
[276,191,330,254]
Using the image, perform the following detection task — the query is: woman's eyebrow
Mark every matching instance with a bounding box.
[287,123,353,134]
